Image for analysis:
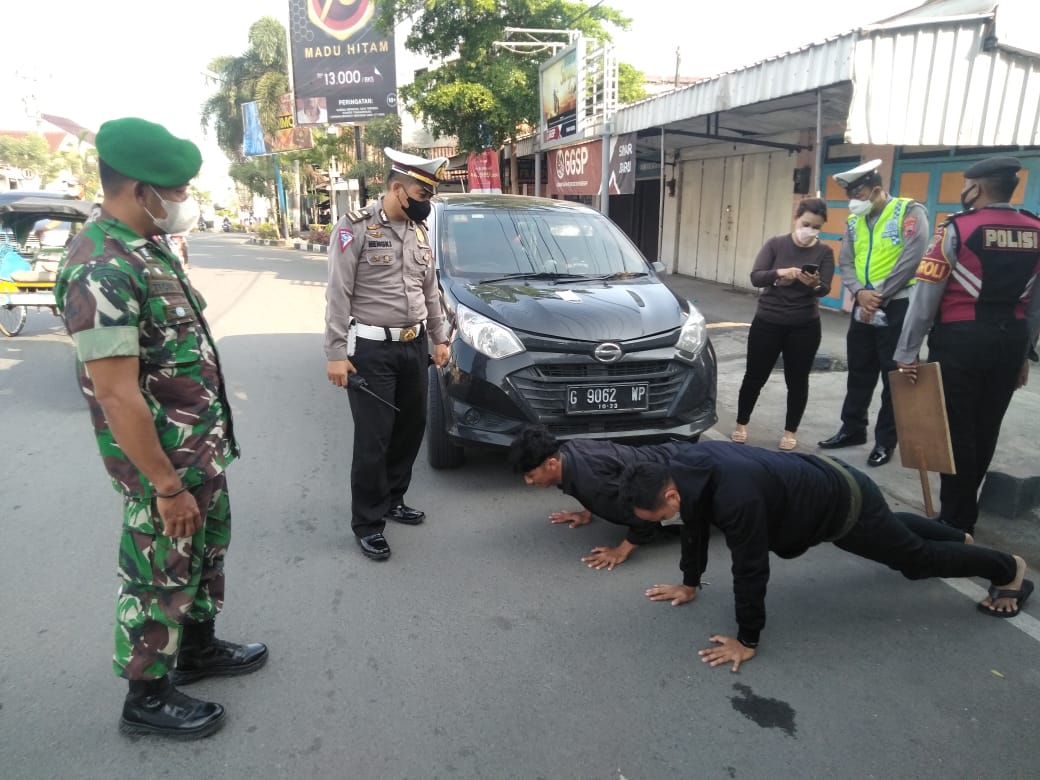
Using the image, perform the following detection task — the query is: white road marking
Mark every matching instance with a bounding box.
[941,578,1040,642]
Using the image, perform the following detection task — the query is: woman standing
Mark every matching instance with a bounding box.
[732,198,835,450]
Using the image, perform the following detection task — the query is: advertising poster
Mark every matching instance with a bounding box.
[548,140,601,196]
[242,96,314,156]
[539,42,581,147]
[288,0,398,123]
[607,133,636,195]
[467,150,502,194]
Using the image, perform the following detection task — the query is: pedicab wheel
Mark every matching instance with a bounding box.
[0,304,27,336]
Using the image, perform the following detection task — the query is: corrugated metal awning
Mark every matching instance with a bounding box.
[846,12,1040,146]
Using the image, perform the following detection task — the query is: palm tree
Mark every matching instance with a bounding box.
[200,16,289,160]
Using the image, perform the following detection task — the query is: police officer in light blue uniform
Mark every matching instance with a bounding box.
[324,148,452,560]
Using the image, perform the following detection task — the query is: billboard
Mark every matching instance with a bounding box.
[242,95,314,156]
[546,135,636,197]
[539,40,583,149]
[288,0,398,123]
[467,150,502,194]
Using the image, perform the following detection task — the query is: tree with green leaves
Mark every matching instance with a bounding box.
[372,0,633,164]
[0,133,99,198]
[200,16,289,160]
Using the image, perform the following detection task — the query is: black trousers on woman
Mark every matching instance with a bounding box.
[737,316,822,432]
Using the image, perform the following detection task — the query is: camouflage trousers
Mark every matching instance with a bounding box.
[114,474,231,680]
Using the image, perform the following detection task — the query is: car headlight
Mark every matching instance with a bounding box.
[456,304,526,359]
[675,302,707,358]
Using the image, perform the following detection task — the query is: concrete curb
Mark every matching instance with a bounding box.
[247,237,288,247]
[979,472,1040,519]
[293,241,329,253]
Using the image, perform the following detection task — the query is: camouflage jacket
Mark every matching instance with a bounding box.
[55,209,238,499]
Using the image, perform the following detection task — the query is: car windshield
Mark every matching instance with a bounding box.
[439,208,649,280]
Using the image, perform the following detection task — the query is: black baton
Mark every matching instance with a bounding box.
[346,374,400,412]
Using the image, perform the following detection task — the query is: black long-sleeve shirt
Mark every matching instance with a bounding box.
[558,439,682,545]
[670,442,852,646]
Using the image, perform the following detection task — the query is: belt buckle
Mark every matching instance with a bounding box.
[400,326,417,342]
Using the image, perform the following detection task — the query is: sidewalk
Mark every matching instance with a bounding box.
[663,272,1040,561]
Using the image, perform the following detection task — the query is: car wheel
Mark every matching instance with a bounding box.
[426,364,465,469]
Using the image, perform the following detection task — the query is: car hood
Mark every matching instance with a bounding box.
[449,278,686,341]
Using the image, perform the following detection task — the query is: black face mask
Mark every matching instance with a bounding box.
[960,184,980,211]
[401,194,431,222]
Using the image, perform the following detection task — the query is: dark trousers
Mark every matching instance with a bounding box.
[839,297,909,448]
[927,321,1029,532]
[833,464,1016,585]
[348,336,429,537]
[737,316,822,432]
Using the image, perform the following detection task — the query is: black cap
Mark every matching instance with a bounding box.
[964,156,1022,179]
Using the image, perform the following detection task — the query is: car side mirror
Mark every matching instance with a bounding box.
[652,260,667,275]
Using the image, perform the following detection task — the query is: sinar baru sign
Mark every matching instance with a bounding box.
[288,0,398,122]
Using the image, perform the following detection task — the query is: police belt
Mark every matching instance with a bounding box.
[354,322,425,343]
[813,454,863,542]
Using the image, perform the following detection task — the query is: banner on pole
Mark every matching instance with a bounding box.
[467,150,502,194]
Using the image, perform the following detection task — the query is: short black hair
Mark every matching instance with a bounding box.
[98,159,133,194]
[796,197,827,221]
[387,170,411,189]
[618,462,672,513]
[508,425,560,473]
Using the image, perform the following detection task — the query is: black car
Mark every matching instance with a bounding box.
[426,194,717,468]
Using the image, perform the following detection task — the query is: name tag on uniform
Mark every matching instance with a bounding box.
[368,239,393,249]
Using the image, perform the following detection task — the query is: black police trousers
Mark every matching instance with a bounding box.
[834,463,1016,586]
[347,335,429,537]
[839,297,909,449]
[927,320,1029,532]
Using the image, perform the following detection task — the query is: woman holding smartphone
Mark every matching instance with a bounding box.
[732,197,835,450]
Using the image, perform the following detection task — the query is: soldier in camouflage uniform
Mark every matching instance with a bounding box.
[55,117,267,740]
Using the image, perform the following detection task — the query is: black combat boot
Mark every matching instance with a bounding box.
[171,620,269,685]
[120,676,225,739]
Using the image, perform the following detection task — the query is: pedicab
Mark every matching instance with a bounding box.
[0,192,94,336]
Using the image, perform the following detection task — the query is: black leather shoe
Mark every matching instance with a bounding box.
[357,532,391,560]
[867,444,893,467]
[384,504,425,525]
[120,676,225,739]
[171,621,268,685]
[818,429,867,449]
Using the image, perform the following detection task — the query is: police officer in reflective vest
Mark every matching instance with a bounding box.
[819,159,930,467]
[325,148,451,561]
[895,156,1040,533]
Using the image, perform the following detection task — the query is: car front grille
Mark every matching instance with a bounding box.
[509,360,684,418]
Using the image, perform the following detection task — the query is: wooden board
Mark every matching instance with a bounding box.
[889,362,956,474]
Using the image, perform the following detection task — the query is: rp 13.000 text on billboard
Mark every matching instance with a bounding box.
[288,0,398,123]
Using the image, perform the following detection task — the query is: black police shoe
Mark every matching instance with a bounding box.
[357,532,392,560]
[384,503,425,525]
[171,621,269,685]
[818,429,868,449]
[120,676,225,739]
[867,444,893,467]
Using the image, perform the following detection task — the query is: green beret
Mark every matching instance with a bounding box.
[95,117,202,187]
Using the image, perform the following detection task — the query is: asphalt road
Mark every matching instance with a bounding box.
[1,234,1037,779]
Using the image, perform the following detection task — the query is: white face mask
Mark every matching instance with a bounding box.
[848,198,873,217]
[146,186,201,234]
[793,226,820,245]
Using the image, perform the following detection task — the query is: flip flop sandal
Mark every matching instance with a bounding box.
[731,428,748,443]
[779,434,797,451]
[977,578,1034,618]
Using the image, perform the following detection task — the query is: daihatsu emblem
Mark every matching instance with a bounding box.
[593,342,623,363]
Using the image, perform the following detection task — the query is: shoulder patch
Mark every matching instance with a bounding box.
[903,216,919,238]
[338,229,354,251]
[915,256,951,283]
[347,208,372,224]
